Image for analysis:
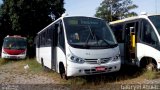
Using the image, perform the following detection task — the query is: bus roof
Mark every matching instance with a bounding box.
[37,15,104,34]
[110,14,160,25]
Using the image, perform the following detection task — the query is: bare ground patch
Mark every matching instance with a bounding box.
[1,58,160,89]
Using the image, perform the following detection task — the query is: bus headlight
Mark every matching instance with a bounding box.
[112,54,120,62]
[69,55,85,63]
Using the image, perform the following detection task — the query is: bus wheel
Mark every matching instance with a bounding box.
[59,63,68,80]
[146,63,157,71]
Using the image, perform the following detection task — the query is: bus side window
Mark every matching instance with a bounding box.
[46,28,52,46]
[54,24,59,46]
[58,22,65,50]
[141,19,158,45]
[36,36,40,48]
[41,32,45,46]
[110,24,123,43]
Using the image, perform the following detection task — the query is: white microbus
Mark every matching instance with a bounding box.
[1,35,27,59]
[110,13,160,70]
[35,15,121,79]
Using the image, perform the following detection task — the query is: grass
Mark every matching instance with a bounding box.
[142,70,157,80]
[62,64,160,89]
[0,58,160,89]
[25,58,43,73]
[0,58,43,73]
[0,58,16,65]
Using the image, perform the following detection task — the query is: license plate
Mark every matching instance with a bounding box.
[95,67,106,71]
[10,56,17,58]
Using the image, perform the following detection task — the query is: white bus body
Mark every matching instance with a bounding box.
[36,15,121,78]
[110,14,160,70]
[1,35,27,59]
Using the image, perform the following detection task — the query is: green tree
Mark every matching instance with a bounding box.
[1,0,65,35]
[0,4,12,50]
[0,0,65,57]
[95,0,138,22]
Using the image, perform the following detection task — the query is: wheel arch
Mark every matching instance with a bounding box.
[58,62,65,73]
[140,56,157,68]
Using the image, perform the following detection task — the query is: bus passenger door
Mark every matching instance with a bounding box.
[56,22,66,71]
[124,22,139,64]
[51,24,58,70]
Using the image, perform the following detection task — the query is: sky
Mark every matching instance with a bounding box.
[64,0,160,16]
[0,0,160,16]
[133,0,160,15]
[64,0,101,16]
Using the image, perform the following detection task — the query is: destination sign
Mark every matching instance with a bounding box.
[67,17,101,25]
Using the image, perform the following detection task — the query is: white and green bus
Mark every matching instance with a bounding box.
[35,14,121,79]
[110,13,160,70]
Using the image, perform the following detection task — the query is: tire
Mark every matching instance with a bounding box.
[59,64,68,80]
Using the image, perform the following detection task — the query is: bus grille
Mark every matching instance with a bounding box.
[85,58,111,64]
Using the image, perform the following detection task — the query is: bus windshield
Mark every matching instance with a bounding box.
[3,37,27,50]
[64,17,117,49]
[149,15,160,34]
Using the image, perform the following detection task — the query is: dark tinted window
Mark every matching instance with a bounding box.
[64,17,117,49]
[140,19,158,45]
[38,24,54,47]
[58,23,65,49]
[110,24,123,43]
[3,37,27,50]
[149,15,160,34]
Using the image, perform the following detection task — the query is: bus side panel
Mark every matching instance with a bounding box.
[56,47,66,73]
[51,29,57,70]
[36,48,41,63]
[137,43,160,68]
[136,43,145,66]
[39,47,52,69]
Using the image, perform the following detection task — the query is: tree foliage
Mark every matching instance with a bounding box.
[95,0,138,22]
[0,0,65,57]
[1,0,65,35]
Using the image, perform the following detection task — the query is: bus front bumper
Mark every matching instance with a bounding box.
[66,61,121,77]
[2,54,26,59]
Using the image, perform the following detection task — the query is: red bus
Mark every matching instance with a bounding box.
[1,35,27,59]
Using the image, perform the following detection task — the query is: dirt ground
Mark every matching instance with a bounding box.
[0,59,160,90]
[0,61,56,84]
[0,59,69,90]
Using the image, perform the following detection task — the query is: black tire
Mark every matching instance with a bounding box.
[59,64,68,80]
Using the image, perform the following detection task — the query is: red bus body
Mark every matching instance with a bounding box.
[1,35,27,59]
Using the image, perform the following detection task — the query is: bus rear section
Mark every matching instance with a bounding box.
[110,14,160,70]
[1,35,27,59]
[36,15,121,79]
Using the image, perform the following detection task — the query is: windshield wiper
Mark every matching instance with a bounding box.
[84,26,99,47]
[102,39,118,47]
[102,39,112,46]
[93,34,117,48]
